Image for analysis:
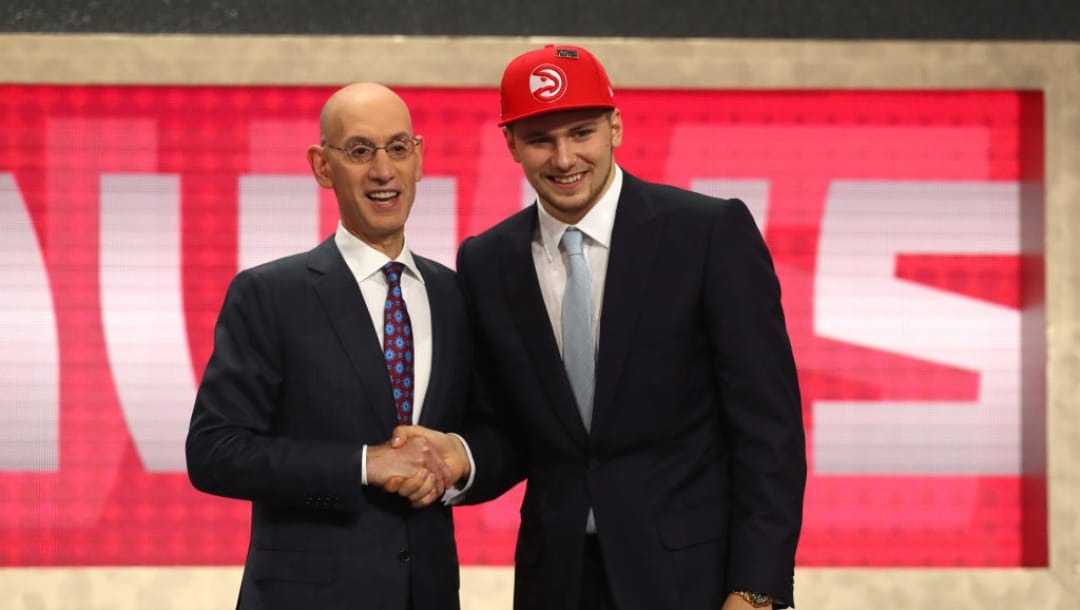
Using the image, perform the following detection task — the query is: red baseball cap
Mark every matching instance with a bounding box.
[498,44,616,126]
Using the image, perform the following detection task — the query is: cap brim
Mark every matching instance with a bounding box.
[498,102,617,127]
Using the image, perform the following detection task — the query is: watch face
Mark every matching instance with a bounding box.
[734,590,772,606]
[743,592,771,606]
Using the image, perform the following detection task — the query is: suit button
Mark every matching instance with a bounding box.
[398,550,411,563]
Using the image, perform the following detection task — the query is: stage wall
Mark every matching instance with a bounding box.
[0,36,1078,610]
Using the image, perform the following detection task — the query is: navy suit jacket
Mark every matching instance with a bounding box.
[457,172,806,609]
[187,237,469,610]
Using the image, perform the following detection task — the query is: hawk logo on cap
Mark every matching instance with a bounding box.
[529,64,567,103]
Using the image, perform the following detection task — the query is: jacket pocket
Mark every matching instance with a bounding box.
[656,500,728,550]
[253,548,337,583]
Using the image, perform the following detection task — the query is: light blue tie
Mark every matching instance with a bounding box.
[561,228,598,533]
[561,228,595,431]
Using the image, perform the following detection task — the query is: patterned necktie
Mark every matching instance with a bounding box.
[381,262,414,425]
[561,228,595,431]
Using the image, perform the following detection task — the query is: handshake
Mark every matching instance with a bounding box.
[366,425,471,507]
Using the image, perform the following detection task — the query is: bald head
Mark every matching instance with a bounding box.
[307,82,424,258]
[319,83,414,145]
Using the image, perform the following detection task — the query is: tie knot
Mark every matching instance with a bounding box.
[381,261,405,286]
[561,227,585,256]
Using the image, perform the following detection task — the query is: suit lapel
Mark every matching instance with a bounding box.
[500,209,589,445]
[308,239,398,437]
[593,175,661,432]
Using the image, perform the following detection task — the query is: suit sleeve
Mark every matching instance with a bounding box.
[185,269,369,512]
[705,200,807,607]
[453,236,529,504]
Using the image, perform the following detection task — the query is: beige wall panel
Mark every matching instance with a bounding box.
[0,566,516,610]
[0,34,1077,609]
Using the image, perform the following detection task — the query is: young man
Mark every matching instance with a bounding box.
[402,45,807,609]
[186,83,468,610]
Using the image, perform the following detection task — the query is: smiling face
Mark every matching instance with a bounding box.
[307,83,423,258]
[503,107,622,225]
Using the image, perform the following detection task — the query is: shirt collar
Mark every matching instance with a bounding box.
[334,222,425,284]
[536,165,623,261]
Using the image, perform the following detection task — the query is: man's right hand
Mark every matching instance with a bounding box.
[386,426,471,495]
[366,435,453,505]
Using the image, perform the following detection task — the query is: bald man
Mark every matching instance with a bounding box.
[186,83,470,610]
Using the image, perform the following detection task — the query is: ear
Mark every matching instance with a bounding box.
[609,109,624,148]
[307,145,334,188]
[413,135,424,183]
[502,126,523,163]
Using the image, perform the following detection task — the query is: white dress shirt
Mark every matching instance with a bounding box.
[533,165,623,356]
[333,223,433,485]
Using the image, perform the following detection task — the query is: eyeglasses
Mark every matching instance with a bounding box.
[327,137,419,164]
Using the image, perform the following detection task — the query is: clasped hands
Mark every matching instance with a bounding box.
[366,425,470,507]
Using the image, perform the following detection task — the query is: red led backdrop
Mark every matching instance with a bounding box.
[0,85,1045,567]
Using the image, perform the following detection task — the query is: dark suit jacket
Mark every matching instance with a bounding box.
[457,172,806,610]
[186,237,469,610]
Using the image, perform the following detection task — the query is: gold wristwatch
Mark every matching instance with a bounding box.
[732,590,773,608]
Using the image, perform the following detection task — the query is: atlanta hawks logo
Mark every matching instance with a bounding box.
[529,64,567,103]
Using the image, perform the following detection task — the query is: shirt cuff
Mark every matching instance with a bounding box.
[360,444,369,485]
[442,433,476,505]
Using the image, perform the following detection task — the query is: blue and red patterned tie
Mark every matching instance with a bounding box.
[381,262,414,425]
